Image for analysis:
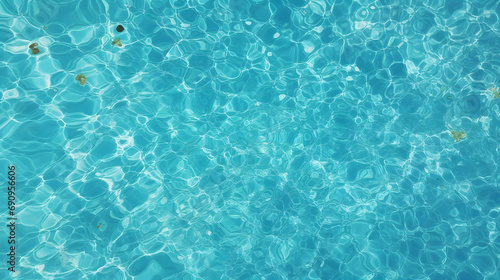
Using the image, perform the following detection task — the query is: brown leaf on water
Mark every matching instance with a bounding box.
[29,43,40,55]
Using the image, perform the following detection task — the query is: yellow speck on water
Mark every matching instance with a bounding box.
[440,86,445,91]
[451,131,466,142]
[75,73,87,85]
[112,38,122,47]
[440,185,444,189]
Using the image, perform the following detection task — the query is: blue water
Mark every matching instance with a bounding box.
[1,0,500,279]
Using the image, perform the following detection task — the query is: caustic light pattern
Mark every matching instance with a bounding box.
[1,0,500,279]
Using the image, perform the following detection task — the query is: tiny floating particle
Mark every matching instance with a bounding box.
[451,131,466,142]
[43,26,47,30]
[96,221,107,230]
[440,86,445,91]
[75,73,87,85]
[112,38,122,47]
[29,43,40,54]
[116,25,124,32]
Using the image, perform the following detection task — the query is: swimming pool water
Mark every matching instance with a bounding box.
[1,0,500,279]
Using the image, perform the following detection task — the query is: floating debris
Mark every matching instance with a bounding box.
[116,25,124,32]
[29,43,40,54]
[451,131,466,142]
[112,38,122,47]
[491,87,500,99]
[96,221,107,230]
[43,26,47,30]
[75,73,87,85]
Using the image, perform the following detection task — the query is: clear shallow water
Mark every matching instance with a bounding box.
[1,0,500,279]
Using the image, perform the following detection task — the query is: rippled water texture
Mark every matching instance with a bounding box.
[1,0,500,279]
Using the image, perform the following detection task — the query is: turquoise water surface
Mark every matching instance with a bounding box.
[1,0,500,279]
